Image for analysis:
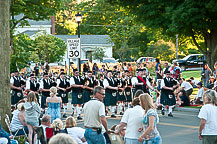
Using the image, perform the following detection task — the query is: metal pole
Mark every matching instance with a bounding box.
[68,59,70,76]
[176,34,178,59]
[78,22,81,72]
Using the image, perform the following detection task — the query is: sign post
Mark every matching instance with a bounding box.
[67,38,81,74]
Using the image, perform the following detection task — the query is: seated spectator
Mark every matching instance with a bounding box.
[194,82,204,104]
[10,103,28,136]
[154,93,162,109]
[40,115,51,142]
[207,76,215,89]
[190,77,200,88]
[0,124,18,144]
[48,133,77,144]
[51,118,63,135]
[177,90,190,106]
[65,116,87,144]
[179,78,193,97]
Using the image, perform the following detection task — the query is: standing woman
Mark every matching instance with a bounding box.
[198,90,217,144]
[138,93,162,144]
[201,63,212,88]
[24,92,40,144]
[46,87,62,123]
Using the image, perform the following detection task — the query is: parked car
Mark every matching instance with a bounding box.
[102,58,118,63]
[173,54,206,71]
[136,57,156,63]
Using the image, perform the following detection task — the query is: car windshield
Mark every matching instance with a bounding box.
[103,59,116,63]
[182,55,191,60]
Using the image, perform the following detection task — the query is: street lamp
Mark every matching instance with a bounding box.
[75,12,82,72]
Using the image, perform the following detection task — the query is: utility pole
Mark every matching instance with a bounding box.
[176,34,178,59]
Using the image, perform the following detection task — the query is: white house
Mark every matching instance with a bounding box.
[14,14,52,39]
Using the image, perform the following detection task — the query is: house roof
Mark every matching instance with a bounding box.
[22,30,40,37]
[54,35,114,46]
[14,14,51,26]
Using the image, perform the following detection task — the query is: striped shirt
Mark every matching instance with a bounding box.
[10,110,24,132]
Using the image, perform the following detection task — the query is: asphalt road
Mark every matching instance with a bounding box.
[62,107,201,144]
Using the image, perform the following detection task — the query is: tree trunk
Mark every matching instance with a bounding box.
[0,0,11,131]
[205,30,217,71]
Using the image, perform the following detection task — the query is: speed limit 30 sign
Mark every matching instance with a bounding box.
[67,38,81,59]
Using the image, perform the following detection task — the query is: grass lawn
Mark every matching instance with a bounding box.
[181,70,201,80]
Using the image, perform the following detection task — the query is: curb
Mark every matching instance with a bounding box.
[174,107,200,112]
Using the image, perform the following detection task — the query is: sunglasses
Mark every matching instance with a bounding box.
[98,92,105,95]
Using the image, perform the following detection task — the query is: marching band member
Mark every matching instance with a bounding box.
[26,73,40,104]
[103,70,119,118]
[133,69,155,94]
[40,73,52,112]
[70,69,84,120]
[116,72,126,115]
[56,72,69,118]
[160,71,179,117]
[10,70,25,105]
[124,70,133,106]
[83,71,97,103]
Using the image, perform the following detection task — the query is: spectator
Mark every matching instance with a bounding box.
[83,86,111,144]
[83,63,89,73]
[123,63,128,71]
[163,63,170,77]
[48,133,77,144]
[65,116,87,144]
[156,65,163,83]
[134,89,144,98]
[213,61,217,79]
[138,93,162,144]
[100,65,106,74]
[0,124,18,144]
[177,90,190,106]
[46,87,62,122]
[10,103,28,136]
[45,62,50,73]
[179,78,193,97]
[92,63,99,76]
[201,63,212,88]
[34,63,40,77]
[40,115,51,142]
[24,91,40,144]
[194,82,204,104]
[190,77,200,88]
[155,58,160,81]
[127,63,133,77]
[198,90,217,143]
[117,97,144,144]
[26,63,32,77]
[51,118,63,135]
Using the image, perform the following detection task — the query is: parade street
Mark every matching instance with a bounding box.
[74,110,201,144]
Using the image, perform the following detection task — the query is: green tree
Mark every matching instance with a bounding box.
[0,0,11,130]
[145,40,176,62]
[114,0,217,68]
[11,33,33,71]
[31,33,67,64]
[92,47,105,62]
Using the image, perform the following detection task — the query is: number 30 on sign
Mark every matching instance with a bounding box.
[67,38,81,59]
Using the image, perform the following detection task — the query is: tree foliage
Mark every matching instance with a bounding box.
[11,33,33,71]
[10,0,67,32]
[31,33,67,64]
[145,40,176,62]
[114,0,217,68]
[92,47,105,62]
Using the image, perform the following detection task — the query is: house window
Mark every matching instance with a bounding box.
[86,51,93,62]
